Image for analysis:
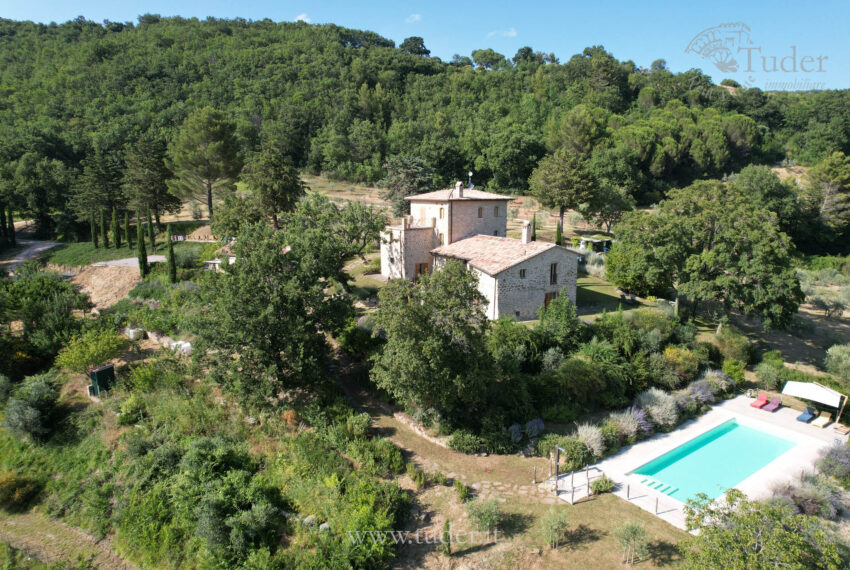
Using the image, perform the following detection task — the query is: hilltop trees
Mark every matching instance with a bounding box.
[167,108,242,219]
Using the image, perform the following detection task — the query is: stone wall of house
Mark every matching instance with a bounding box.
[380,226,436,279]
[450,200,509,241]
[494,247,579,320]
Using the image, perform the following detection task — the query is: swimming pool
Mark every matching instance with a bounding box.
[630,419,796,501]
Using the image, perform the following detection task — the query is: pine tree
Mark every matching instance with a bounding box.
[100,209,108,248]
[111,207,120,248]
[6,208,15,247]
[90,213,98,248]
[123,211,131,248]
[137,211,148,277]
[531,213,537,241]
[146,205,156,252]
[166,223,177,284]
[555,219,563,246]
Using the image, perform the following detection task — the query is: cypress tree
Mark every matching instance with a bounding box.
[137,211,148,277]
[147,205,156,252]
[531,213,537,241]
[123,211,131,248]
[166,223,177,283]
[111,207,120,248]
[90,213,98,248]
[6,208,15,247]
[555,219,563,246]
[100,209,108,248]
[0,206,7,248]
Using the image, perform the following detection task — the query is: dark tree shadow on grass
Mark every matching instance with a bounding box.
[564,524,604,551]
[647,539,683,566]
[499,511,535,538]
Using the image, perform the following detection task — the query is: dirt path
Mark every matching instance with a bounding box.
[0,239,60,273]
[0,512,135,569]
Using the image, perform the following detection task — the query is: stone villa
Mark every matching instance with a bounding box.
[380,182,579,320]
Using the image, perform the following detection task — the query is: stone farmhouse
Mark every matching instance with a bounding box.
[380,182,579,320]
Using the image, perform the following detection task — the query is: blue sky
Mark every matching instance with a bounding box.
[2,0,847,88]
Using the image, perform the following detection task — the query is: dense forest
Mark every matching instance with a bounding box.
[1,15,850,248]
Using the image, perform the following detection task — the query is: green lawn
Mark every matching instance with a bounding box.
[575,274,655,320]
[40,242,154,266]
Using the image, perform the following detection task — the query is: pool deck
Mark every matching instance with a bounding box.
[554,394,846,530]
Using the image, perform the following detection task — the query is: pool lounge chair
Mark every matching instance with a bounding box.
[762,397,782,412]
[750,392,769,408]
[833,424,850,435]
[797,407,817,423]
[811,413,833,428]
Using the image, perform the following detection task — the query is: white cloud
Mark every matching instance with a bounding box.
[405,13,421,23]
[487,27,517,38]
[295,13,311,23]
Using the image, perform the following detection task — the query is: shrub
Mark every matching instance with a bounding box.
[454,480,470,502]
[599,422,622,454]
[0,375,12,404]
[541,347,566,372]
[722,358,745,384]
[701,369,736,395]
[647,352,682,390]
[0,471,42,512]
[607,410,640,440]
[118,394,146,426]
[405,462,427,490]
[590,475,616,494]
[535,433,566,457]
[558,438,592,471]
[3,374,60,441]
[538,507,570,549]
[755,361,784,390]
[448,430,483,454]
[634,388,678,427]
[825,344,850,382]
[817,444,850,486]
[715,327,751,364]
[55,327,128,373]
[575,423,606,458]
[432,471,448,486]
[686,379,717,405]
[663,346,700,382]
[173,247,200,269]
[345,412,372,439]
[466,498,501,531]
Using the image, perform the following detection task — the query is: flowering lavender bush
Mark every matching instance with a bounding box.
[627,406,653,437]
[701,369,736,394]
[817,444,850,484]
[608,410,639,440]
[686,379,717,405]
[525,418,544,439]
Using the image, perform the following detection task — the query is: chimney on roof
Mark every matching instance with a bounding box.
[455,180,464,199]
[521,220,532,244]
[405,215,413,229]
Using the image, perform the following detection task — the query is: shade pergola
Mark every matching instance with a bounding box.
[781,381,847,422]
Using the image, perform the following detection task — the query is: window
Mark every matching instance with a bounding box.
[549,263,558,285]
[439,207,444,219]
[519,269,526,279]
[478,207,483,218]
[415,263,430,277]
[494,206,500,217]
[544,291,559,307]
[438,232,445,245]
[493,230,499,236]
[389,257,395,265]
[515,311,520,318]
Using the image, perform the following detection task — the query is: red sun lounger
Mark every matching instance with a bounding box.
[750,392,769,408]
[762,397,782,413]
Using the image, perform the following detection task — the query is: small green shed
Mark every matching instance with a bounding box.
[89,364,115,397]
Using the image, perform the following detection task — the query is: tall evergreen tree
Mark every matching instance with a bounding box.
[241,138,306,229]
[123,211,131,247]
[100,209,108,248]
[147,206,156,252]
[90,213,98,248]
[71,147,124,218]
[123,131,180,226]
[136,211,148,277]
[111,207,120,248]
[531,213,537,241]
[167,107,241,218]
[0,206,7,248]
[6,208,15,247]
[166,223,177,284]
[555,219,563,245]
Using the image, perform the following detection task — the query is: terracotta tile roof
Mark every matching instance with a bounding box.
[406,188,514,202]
[431,235,578,276]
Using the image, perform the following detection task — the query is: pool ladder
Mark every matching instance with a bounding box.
[639,477,679,496]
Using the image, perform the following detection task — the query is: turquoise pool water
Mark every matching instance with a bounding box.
[631,420,796,501]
